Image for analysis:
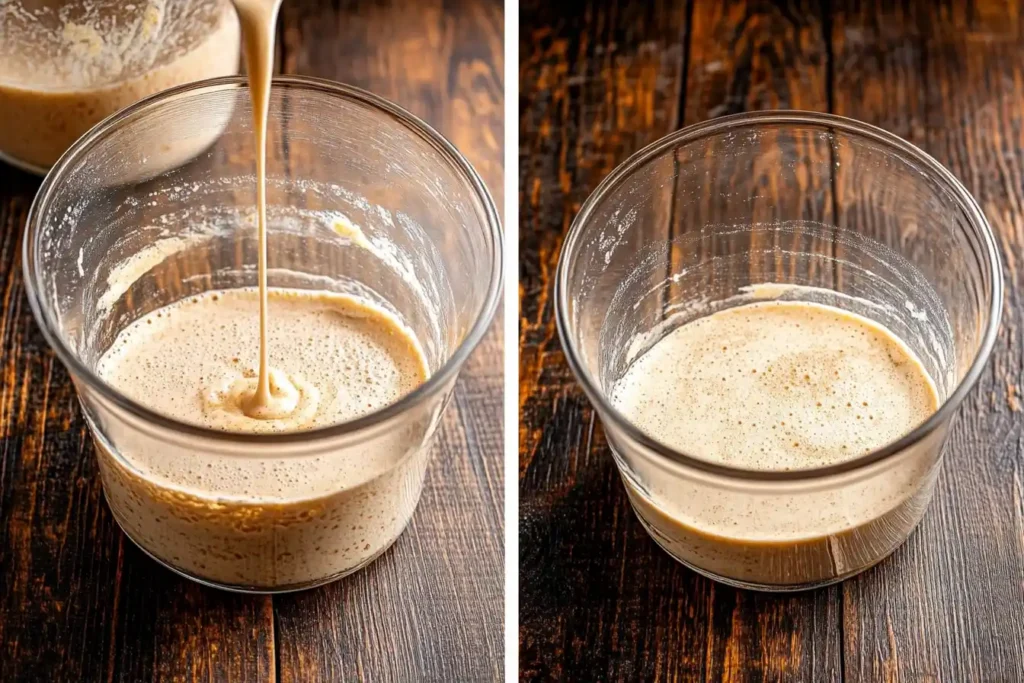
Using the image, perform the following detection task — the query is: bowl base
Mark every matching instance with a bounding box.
[110,509,402,594]
[635,506,913,593]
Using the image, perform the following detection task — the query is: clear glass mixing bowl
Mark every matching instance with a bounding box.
[24,76,503,592]
[557,111,1002,590]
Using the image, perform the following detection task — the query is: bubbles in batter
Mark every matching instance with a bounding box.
[96,287,427,434]
[612,300,939,470]
[92,287,432,588]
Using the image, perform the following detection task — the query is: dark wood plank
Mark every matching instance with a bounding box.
[518,2,701,681]
[519,1,844,681]
[0,170,120,682]
[831,2,1024,680]
[275,1,505,681]
[675,2,842,681]
[111,579,276,682]
[673,0,836,300]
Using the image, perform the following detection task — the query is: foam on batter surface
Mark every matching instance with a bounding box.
[91,287,431,588]
[612,300,938,471]
[97,287,427,434]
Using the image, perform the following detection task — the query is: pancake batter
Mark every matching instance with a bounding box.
[0,0,239,170]
[95,289,431,588]
[612,300,940,586]
[89,0,432,589]
[232,0,286,418]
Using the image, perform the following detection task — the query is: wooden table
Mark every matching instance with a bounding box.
[0,1,503,681]
[520,1,1024,680]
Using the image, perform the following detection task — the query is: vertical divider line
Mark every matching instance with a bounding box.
[821,2,846,681]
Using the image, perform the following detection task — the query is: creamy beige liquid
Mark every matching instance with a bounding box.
[232,0,284,418]
[88,0,432,589]
[612,301,940,586]
[0,0,239,170]
[95,289,430,587]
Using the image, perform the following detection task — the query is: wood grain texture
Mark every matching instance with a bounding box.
[275,2,504,681]
[518,2,700,681]
[0,1,503,682]
[0,170,128,683]
[520,0,1024,681]
[832,2,1024,681]
[672,0,836,302]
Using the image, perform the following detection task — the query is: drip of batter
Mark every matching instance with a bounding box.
[232,0,292,419]
[84,0,437,590]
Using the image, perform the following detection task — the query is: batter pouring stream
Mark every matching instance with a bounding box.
[233,0,293,419]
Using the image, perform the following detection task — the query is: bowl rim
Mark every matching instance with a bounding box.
[555,109,1003,482]
[23,74,503,446]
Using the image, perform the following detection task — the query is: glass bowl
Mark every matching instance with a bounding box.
[24,76,503,592]
[556,111,1002,591]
